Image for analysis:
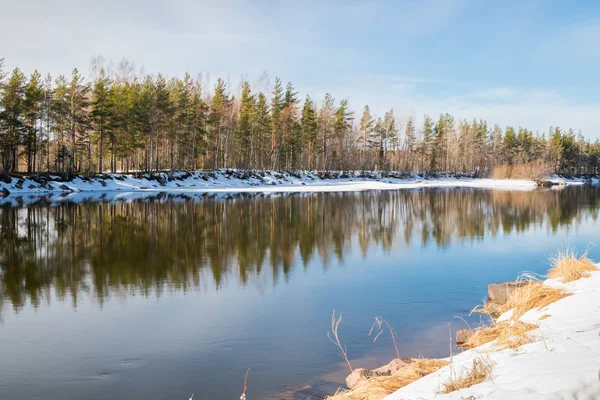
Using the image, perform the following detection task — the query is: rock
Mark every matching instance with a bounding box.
[536,180,554,187]
[487,302,502,318]
[372,358,407,376]
[59,184,72,191]
[346,368,373,389]
[488,281,528,305]
[345,359,408,389]
[0,188,9,197]
[456,329,474,347]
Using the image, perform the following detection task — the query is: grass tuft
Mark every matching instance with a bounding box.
[548,248,598,283]
[461,320,538,350]
[499,280,571,319]
[439,357,494,394]
[325,359,449,400]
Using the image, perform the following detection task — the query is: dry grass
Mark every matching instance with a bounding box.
[325,359,449,400]
[548,248,598,283]
[461,320,538,350]
[492,160,552,181]
[499,280,571,319]
[439,357,494,394]
[463,276,571,350]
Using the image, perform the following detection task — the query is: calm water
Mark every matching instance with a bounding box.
[1,186,599,400]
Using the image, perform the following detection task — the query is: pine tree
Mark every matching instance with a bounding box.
[382,109,398,169]
[236,81,254,169]
[65,68,90,174]
[318,93,335,170]
[0,68,26,172]
[270,78,284,169]
[281,82,300,169]
[23,70,44,173]
[209,78,230,169]
[333,99,352,169]
[40,73,53,172]
[301,96,318,169]
[91,68,113,173]
[420,114,433,172]
[404,116,416,170]
[359,105,374,169]
[253,92,270,169]
[504,126,518,165]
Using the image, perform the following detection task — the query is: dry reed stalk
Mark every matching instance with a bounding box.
[325,359,449,400]
[440,357,494,394]
[548,248,598,283]
[369,316,401,361]
[328,310,353,373]
[239,368,250,400]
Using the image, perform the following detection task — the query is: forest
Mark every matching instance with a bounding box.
[0,57,599,176]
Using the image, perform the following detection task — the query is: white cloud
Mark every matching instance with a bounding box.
[301,74,600,139]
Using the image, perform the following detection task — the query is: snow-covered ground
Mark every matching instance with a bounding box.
[0,170,597,205]
[386,269,600,400]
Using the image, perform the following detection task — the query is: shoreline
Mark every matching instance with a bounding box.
[1,170,597,199]
[331,260,600,400]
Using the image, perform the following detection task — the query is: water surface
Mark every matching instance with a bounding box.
[0,186,599,399]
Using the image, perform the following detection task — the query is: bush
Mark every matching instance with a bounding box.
[492,160,552,181]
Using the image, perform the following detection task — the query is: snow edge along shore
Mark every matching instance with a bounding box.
[1,170,598,197]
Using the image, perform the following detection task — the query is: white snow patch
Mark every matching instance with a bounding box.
[386,268,600,400]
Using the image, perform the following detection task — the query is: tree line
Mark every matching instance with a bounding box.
[0,57,599,176]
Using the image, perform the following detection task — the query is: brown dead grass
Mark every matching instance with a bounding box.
[499,280,571,319]
[548,248,598,283]
[440,357,494,394]
[461,320,538,350]
[492,160,552,181]
[325,359,449,400]
[463,278,570,350]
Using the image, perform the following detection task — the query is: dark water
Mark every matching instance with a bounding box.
[0,186,599,400]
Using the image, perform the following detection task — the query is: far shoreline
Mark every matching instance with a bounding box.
[1,169,598,199]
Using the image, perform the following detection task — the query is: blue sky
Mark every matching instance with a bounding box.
[2,0,599,138]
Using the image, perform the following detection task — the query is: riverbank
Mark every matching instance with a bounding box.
[1,170,597,198]
[329,254,600,400]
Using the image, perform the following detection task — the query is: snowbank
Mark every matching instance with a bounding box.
[386,269,600,400]
[0,170,542,197]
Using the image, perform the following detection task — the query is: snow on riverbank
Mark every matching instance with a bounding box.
[386,269,600,400]
[0,170,545,196]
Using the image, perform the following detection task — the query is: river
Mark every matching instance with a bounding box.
[0,186,598,399]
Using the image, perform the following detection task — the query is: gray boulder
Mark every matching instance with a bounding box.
[345,359,408,389]
[456,329,474,347]
[488,281,528,304]
[345,368,373,389]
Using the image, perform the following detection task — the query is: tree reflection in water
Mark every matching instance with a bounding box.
[0,187,598,314]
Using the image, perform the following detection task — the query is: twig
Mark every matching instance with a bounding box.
[369,316,401,361]
[327,309,353,372]
[240,368,250,400]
